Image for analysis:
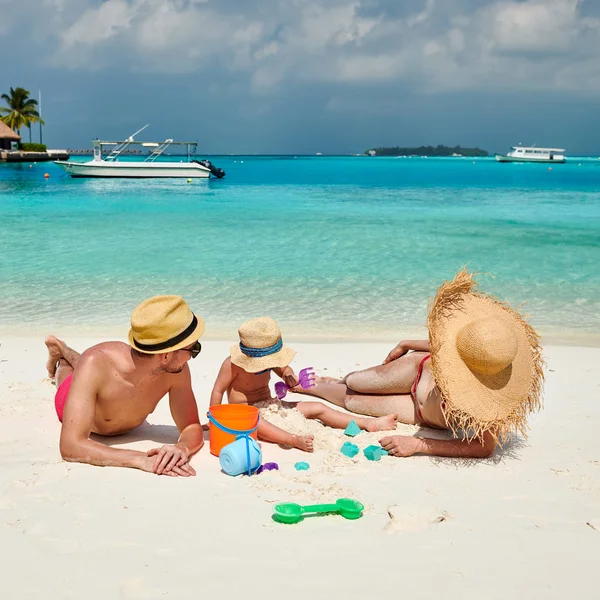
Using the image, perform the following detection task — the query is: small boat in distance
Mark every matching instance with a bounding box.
[495,146,566,163]
[55,125,225,178]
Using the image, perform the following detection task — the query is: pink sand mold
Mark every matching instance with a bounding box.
[274,367,316,400]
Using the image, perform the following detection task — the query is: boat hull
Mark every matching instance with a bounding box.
[495,154,566,164]
[54,160,211,178]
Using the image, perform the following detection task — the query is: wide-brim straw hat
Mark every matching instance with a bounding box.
[428,269,544,443]
[128,295,205,354]
[230,316,296,373]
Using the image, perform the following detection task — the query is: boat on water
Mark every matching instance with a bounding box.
[495,146,566,163]
[55,125,225,179]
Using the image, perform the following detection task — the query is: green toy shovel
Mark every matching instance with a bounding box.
[272,498,364,524]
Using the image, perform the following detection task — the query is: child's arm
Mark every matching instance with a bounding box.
[210,358,236,406]
[273,366,298,388]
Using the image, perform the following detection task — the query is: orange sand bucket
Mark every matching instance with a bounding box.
[207,405,260,457]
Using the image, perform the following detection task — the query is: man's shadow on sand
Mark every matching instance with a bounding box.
[93,422,210,447]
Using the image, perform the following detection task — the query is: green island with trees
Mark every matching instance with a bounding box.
[365,145,488,157]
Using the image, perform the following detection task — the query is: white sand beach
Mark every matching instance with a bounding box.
[1,337,598,599]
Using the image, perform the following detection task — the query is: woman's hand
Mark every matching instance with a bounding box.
[383,340,430,364]
[383,342,408,364]
[379,435,424,457]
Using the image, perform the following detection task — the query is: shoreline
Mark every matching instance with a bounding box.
[3,326,600,348]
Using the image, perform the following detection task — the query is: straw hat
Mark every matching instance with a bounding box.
[428,269,544,443]
[230,317,296,373]
[128,295,205,354]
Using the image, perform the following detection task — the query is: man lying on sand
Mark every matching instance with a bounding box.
[209,317,398,452]
[294,270,544,459]
[45,295,205,477]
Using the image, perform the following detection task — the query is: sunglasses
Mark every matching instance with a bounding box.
[181,341,202,359]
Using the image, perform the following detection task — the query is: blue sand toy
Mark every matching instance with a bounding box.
[340,442,360,458]
[219,435,262,476]
[363,445,385,461]
[294,461,310,471]
[344,420,361,437]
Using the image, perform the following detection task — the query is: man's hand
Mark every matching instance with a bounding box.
[383,342,408,364]
[147,444,197,476]
[379,435,424,457]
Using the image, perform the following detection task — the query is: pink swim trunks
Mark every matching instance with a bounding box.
[54,374,73,422]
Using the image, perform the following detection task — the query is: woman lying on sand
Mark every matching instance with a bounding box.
[293,269,544,459]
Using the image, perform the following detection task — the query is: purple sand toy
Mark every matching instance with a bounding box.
[256,462,279,474]
[274,367,316,400]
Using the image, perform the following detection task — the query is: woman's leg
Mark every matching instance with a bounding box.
[344,351,428,394]
[292,384,419,423]
[305,352,426,394]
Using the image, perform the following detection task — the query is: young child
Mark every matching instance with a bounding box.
[210,317,398,452]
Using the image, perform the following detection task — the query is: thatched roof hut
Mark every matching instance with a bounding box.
[0,120,21,150]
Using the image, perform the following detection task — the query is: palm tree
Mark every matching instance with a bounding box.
[0,87,45,145]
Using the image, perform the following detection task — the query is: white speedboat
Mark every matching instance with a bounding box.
[495,146,566,163]
[55,125,225,179]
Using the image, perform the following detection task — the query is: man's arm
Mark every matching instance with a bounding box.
[209,358,235,406]
[59,354,156,473]
[147,364,204,477]
[383,340,430,364]
[380,431,496,459]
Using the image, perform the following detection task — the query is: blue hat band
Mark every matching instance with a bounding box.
[240,338,283,358]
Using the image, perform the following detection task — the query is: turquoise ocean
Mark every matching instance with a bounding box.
[1,156,599,342]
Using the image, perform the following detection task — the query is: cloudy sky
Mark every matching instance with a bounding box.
[2,0,600,153]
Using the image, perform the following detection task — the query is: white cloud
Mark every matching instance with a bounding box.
[4,0,600,94]
[61,0,137,47]
[487,0,581,53]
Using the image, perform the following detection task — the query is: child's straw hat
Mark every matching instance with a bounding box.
[230,317,296,373]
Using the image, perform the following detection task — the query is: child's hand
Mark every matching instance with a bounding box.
[281,368,299,389]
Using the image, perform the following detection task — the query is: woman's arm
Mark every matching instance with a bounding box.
[383,340,431,364]
[379,431,496,459]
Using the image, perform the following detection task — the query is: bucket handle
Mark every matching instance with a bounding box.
[207,410,260,476]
